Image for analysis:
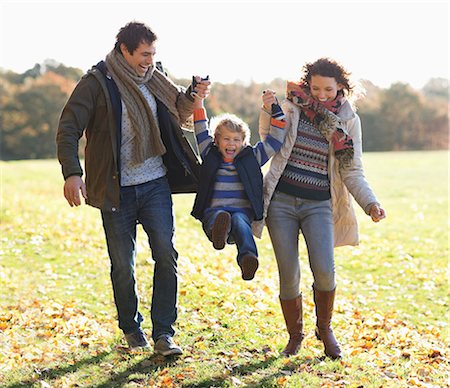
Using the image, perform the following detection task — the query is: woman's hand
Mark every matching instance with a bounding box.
[369,204,386,222]
[262,89,277,111]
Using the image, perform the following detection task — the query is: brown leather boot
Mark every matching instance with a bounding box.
[211,211,231,250]
[279,295,304,356]
[239,254,259,280]
[313,286,342,359]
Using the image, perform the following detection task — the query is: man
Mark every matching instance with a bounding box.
[56,21,210,355]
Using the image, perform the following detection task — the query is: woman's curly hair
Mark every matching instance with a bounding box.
[300,57,357,99]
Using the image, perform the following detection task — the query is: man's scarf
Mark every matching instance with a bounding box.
[286,81,354,169]
[105,49,189,164]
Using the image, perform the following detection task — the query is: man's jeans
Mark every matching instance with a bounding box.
[266,191,335,300]
[101,176,178,341]
[202,210,258,263]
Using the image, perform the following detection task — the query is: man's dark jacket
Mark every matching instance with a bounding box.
[56,61,200,212]
[191,145,263,221]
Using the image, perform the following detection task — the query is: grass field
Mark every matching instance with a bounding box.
[0,151,448,387]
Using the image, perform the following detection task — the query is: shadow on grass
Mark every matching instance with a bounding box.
[94,352,181,387]
[182,354,334,387]
[7,351,110,388]
[91,352,282,388]
[181,355,280,388]
[6,347,327,387]
[7,348,177,388]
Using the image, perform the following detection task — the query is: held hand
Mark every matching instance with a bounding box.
[262,89,277,111]
[192,75,211,100]
[369,204,386,222]
[64,175,87,207]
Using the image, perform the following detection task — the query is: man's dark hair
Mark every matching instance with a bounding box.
[114,21,157,54]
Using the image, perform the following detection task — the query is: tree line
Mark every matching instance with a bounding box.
[1,60,448,160]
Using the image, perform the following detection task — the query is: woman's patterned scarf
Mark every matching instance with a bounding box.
[286,81,354,169]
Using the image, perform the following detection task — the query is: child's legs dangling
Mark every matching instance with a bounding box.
[229,211,258,280]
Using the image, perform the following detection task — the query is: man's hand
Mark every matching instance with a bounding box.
[192,76,211,99]
[262,90,277,111]
[64,175,87,207]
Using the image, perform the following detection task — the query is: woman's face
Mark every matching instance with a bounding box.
[310,75,343,102]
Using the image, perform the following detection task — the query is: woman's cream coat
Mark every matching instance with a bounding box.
[253,99,379,247]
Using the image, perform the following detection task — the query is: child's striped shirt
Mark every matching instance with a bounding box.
[193,105,286,217]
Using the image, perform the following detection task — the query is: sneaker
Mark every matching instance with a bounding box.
[211,211,231,250]
[239,254,259,280]
[154,334,183,356]
[125,328,150,349]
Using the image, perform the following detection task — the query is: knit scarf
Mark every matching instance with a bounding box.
[286,81,354,169]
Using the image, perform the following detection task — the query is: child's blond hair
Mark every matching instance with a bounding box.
[210,113,251,145]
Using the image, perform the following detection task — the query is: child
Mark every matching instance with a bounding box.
[191,87,286,280]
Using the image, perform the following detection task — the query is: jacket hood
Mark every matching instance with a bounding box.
[337,100,356,121]
[84,61,107,79]
[94,60,107,74]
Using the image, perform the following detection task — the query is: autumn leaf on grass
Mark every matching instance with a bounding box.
[0,299,115,373]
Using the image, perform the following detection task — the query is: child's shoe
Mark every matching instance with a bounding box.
[211,211,231,250]
[239,254,259,280]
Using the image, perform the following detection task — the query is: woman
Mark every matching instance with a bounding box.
[254,58,386,359]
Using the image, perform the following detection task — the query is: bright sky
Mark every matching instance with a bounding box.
[0,0,448,89]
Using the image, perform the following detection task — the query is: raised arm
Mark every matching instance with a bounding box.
[258,89,277,141]
[253,90,286,166]
[192,77,213,159]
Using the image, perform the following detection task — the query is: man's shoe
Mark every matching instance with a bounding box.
[154,334,183,356]
[211,211,231,250]
[125,328,150,349]
[239,254,259,280]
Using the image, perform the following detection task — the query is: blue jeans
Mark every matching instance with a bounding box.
[101,176,178,341]
[202,210,258,263]
[266,191,335,300]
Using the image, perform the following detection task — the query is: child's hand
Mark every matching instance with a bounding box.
[193,93,204,109]
[369,204,386,222]
[262,90,277,111]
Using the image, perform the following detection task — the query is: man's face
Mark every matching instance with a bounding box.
[120,41,156,77]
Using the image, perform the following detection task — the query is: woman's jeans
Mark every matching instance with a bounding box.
[101,176,178,341]
[202,210,258,263]
[266,191,335,300]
